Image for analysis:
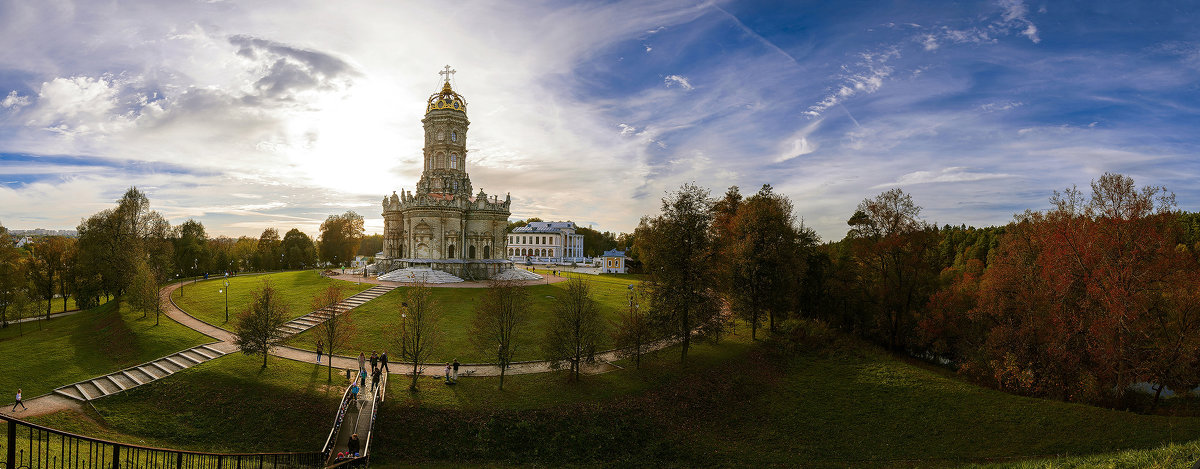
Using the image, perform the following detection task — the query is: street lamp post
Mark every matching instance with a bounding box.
[223,274,230,323]
[178,272,183,297]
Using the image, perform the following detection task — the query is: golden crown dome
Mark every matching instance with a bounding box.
[426,81,466,114]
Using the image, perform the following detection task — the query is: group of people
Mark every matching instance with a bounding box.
[312,341,468,388]
[332,433,361,461]
[444,359,460,384]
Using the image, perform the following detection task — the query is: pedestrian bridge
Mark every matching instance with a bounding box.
[322,368,388,468]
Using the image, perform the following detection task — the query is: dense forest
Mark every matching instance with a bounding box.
[632,173,1200,410]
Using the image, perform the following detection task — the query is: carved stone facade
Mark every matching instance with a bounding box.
[378,72,512,280]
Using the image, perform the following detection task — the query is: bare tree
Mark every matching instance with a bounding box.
[233,281,290,368]
[612,283,652,369]
[543,277,605,381]
[471,279,530,390]
[398,280,441,391]
[312,285,355,382]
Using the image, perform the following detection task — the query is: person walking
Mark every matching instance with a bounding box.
[370,351,379,373]
[359,369,367,388]
[358,352,366,374]
[12,388,27,411]
[316,340,324,364]
[380,351,389,373]
[452,358,460,382]
[348,433,361,456]
[444,363,451,384]
[371,367,382,391]
[349,383,359,402]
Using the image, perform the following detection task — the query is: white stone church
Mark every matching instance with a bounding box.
[376,68,514,280]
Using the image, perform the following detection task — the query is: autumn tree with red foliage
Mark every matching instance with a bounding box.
[957,173,1200,405]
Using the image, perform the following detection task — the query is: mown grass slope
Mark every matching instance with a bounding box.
[0,299,210,399]
[30,353,345,453]
[20,327,1200,468]
[287,273,640,363]
[170,271,372,327]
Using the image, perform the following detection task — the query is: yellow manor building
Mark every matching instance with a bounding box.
[378,67,513,280]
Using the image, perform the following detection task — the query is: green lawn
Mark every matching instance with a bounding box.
[170,271,373,327]
[286,274,640,363]
[368,330,1200,467]
[0,299,211,399]
[18,322,1200,468]
[24,353,344,454]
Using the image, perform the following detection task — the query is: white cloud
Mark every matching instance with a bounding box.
[2,91,30,110]
[873,167,1015,188]
[664,74,693,90]
[806,48,898,117]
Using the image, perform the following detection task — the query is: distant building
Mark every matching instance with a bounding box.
[15,237,32,248]
[600,249,626,274]
[507,221,585,264]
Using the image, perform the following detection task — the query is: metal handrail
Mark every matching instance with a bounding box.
[320,373,358,456]
[2,415,323,468]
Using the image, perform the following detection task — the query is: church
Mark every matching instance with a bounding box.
[377,67,513,280]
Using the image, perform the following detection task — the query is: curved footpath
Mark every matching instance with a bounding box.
[3,271,673,418]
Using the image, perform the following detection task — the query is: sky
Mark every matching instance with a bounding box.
[0,0,1198,242]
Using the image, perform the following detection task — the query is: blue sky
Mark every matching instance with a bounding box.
[0,1,1198,241]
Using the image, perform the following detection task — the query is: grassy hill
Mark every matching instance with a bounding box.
[286,272,640,363]
[21,325,1200,467]
[170,270,373,327]
[0,299,211,399]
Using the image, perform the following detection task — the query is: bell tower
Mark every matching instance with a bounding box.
[417,65,472,196]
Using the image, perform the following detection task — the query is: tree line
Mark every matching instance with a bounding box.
[626,174,1200,409]
[0,187,366,328]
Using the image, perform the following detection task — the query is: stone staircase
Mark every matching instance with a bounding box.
[277,285,396,337]
[491,269,543,281]
[54,343,229,402]
[377,267,464,283]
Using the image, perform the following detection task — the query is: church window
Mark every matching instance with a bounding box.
[484,245,491,258]
[449,244,456,258]
[469,245,476,259]
[451,153,458,169]
[451,130,458,142]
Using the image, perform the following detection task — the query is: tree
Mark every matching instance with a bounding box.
[174,219,208,277]
[233,281,290,368]
[724,185,806,339]
[0,224,27,327]
[634,183,722,362]
[319,211,365,268]
[30,237,69,318]
[255,228,281,271]
[357,234,384,256]
[543,277,605,381]
[313,285,355,382]
[846,188,938,351]
[612,283,651,369]
[398,280,441,391]
[471,279,530,390]
[127,255,158,320]
[281,228,318,269]
[75,188,171,303]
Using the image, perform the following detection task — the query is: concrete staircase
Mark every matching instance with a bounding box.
[54,343,229,402]
[277,285,396,337]
[492,269,543,281]
[377,268,464,284]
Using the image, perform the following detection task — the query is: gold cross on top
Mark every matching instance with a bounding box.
[439,65,456,83]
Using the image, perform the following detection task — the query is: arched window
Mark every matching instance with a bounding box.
[451,153,458,169]
[448,244,456,258]
[484,245,491,258]
[469,245,476,259]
